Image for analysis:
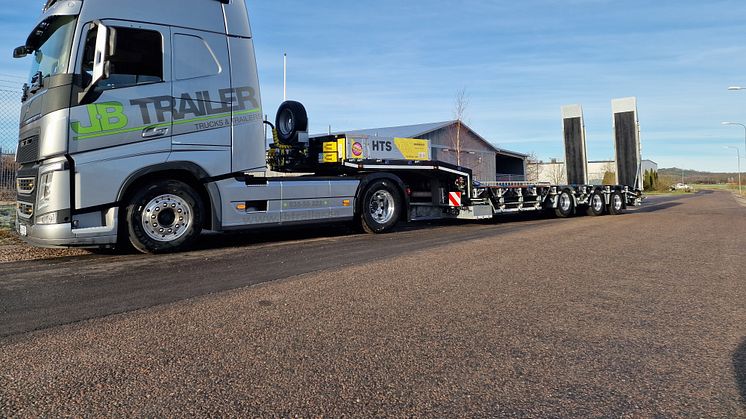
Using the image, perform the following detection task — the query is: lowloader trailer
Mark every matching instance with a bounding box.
[12,0,641,253]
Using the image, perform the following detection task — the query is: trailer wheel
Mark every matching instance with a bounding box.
[586,193,606,217]
[275,101,308,144]
[126,180,204,254]
[554,190,575,218]
[359,180,402,234]
[608,191,625,215]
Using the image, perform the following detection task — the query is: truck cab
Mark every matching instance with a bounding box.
[14,0,308,252]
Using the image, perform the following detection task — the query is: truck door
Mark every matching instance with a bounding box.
[170,29,232,149]
[69,21,172,154]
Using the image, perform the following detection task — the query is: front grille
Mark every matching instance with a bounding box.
[16,135,40,164]
[16,165,38,226]
[17,202,33,219]
[17,177,35,194]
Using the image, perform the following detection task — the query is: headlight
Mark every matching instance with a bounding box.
[37,171,54,210]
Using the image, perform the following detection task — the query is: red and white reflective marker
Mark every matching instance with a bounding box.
[448,192,462,207]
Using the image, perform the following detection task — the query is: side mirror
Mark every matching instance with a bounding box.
[77,22,119,105]
[91,22,114,84]
[13,45,30,59]
[91,23,109,84]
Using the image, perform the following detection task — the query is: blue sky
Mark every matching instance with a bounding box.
[1,0,746,171]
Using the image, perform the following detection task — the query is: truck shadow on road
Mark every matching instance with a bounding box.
[192,223,357,251]
[192,220,467,251]
[735,337,746,406]
[629,202,683,214]
[190,213,550,252]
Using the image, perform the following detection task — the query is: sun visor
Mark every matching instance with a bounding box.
[26,1,82,47]
[41,0,81,16]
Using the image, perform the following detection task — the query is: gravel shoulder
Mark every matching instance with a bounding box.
[734,192,746,207]
[0,202,90,262]
[0,234,89,263]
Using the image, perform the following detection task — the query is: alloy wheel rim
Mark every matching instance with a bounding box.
[370,190,395,224]
[593,195,604,212]
[141,194,192,242]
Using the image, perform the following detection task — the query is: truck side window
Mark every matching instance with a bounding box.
[83,26,164,91]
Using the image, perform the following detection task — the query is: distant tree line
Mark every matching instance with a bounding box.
[643,169,659,191]
[658,168,739,184]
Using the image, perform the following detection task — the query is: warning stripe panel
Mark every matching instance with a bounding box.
[449,192,462,207]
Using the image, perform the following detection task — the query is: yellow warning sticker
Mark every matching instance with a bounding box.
[394,138,431,161]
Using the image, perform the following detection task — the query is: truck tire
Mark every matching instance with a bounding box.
[586,193,606,217]
[275,101,308,144]
[126,180,204,254]
[608,191,625,215]
[359,180,402,234]
[554,190,575,218]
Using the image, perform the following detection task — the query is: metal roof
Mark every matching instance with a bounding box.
[315,121,528,159]
[334,121,454,139]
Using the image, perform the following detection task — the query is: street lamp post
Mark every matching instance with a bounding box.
[721,122,746,164]
[725,146,742,195]
[725,89,746,193]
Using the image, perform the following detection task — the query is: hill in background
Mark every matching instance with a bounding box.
[658,168,740,184]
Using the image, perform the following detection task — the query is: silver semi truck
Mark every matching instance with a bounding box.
[13,0,641,253]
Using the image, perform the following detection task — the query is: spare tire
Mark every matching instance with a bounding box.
[275,101,308,144]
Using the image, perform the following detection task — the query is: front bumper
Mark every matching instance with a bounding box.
[16,210,119,248]
[16,158,120,248]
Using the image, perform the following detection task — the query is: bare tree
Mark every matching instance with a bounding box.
[525,152,540,183]
[452,88,470,167]
[549,162,567,185]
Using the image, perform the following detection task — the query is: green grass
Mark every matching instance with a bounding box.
[692,184,745,196]
[691,184,730,190]
[0,204,14,230]
[644,189,696,196]
[0,205,19,245]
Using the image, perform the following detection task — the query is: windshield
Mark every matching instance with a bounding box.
[27,15,77,83]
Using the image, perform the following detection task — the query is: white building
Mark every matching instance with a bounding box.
[534,159,658,187]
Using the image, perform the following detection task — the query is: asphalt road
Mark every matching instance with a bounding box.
[0,191,744,417]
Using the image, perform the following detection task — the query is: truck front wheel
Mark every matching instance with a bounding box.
[359,180,402,234]
[126,180,204,254]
